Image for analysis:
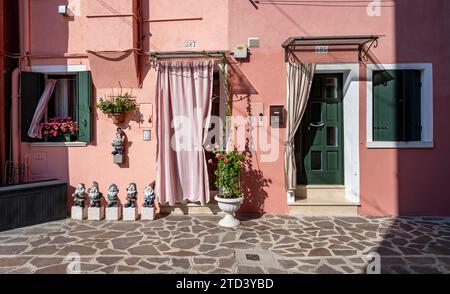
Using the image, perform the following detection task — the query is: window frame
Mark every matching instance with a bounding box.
[28,65,91,147]
[366,63,434,149]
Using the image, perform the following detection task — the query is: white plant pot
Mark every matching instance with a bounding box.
[215,195,243,228]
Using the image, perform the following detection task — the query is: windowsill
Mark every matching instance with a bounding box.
[366,141,434,149]
[30,142,88,147]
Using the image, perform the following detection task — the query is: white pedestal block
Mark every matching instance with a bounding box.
[88,207,105,221]
[71,206,87,221]
[123,207,138,221]
[141,207,155,221]
[105,206,122,221]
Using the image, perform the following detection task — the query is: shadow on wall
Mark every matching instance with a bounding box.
[239,98,272,215]
[395,0,450,216]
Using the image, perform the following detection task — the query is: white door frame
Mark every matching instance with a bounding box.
[294,63,361,204]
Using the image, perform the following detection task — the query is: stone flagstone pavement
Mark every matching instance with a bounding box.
[1,215,450,274]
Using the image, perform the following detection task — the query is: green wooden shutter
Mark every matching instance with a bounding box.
[404,70,422,141]
[20,72,45,142]
[373,70,403,141]
[76,71,92,143]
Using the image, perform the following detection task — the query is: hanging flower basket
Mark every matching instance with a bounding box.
[96,92,137,124]
[109,113,126,124]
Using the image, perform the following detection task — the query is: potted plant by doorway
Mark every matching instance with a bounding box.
[96,92,137,124]
[207,144,246,228]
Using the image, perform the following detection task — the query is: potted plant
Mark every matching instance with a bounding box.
[40,117,79,142]
[207,144,246,228]
[96,92,137,124]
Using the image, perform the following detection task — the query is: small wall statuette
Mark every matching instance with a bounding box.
[124,183,138,208]
[112,128,125,164]
[72,183,86,207]
[88,181,101,208]
[143,183,156,208]
[107,184,119,207]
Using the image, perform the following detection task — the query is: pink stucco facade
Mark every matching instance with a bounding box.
[14,0,450,216]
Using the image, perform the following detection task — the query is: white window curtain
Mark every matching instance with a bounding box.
[27,79,57,139]
[55,79,69,118]
[155,61,214,205]
[285,62,315,201]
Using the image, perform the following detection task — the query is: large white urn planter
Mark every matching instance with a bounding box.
[215,196,243,228]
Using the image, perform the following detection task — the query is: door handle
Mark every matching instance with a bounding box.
[309,122,325,128]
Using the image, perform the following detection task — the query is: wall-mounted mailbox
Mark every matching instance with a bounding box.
[270,105,285,127]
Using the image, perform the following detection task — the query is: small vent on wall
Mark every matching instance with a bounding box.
[248,37,260,48]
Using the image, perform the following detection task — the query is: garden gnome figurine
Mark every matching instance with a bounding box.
[88,181,101,208]
[107,184,119,207]
[143,183,156,208]
[124,183,138,208]
[72,183,86,207]
[112,128,125,164]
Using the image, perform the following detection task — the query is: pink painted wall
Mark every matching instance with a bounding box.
[228,0,450,216]
[19,0,450,215]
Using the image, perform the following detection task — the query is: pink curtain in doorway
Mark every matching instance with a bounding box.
[27,79,57,139]
[156,61,214,205]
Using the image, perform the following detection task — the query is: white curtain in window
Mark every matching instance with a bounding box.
[27,79,57,139]
[55,79,69,118]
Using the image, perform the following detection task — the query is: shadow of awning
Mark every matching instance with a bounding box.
[226,56,258,95]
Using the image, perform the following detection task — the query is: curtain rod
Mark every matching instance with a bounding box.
[149,51,228,59]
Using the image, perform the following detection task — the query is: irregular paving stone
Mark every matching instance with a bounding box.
[309,248,332,257]
[96,257,123,266]
[0,257,32,267]
[171,238,200,249]
[171,258,190,269]
[411,266,443,274]
[278,259,297,269]
[332,250,358,256]
[237,266,265,274]
[116,265,141,273]
[166,250,198,257]
[206,249,234,257]
[58,245,97,256]
[138,261,157,270]
[316,264,343,274]
[128,245,160,256]
[219,258,235,268]
[49,236,78,244]
[316,221,335,229]
[100,249,125,255]
[23,245,58,256]
[278,237,297,244]
[0,245,28,255]
[222,242,255,249]
[35,264,70,274]
[194,258,216,265]
[124,257,140,265]
[111,236,143,250]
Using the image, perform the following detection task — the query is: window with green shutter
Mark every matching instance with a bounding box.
[20,71,93,143]
[373,70,422,142]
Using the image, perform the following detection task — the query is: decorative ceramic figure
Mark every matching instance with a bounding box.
[107,184,119,207]
[88,181,101,208]
[112,128,125,164]
[124,183,138,208]
[143,183,156,208]
[72,183,86,207]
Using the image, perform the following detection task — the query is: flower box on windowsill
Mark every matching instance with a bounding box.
[45,133,77,143]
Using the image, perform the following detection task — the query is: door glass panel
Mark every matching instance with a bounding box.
[311,103,322,123]
[311,151,322,171]
[327,127,338,146]
[310,77,321,98]
[325,77,339,99]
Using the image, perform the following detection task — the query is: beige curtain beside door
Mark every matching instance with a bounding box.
[285,62,316,193]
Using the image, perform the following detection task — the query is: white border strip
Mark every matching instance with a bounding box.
[31,65,87,73]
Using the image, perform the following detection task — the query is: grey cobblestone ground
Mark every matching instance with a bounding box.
[1,215,449,274]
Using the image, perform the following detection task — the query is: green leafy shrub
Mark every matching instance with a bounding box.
[96,93,137,115]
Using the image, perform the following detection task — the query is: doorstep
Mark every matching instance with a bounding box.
[160,192,221,215]
[290,185,360,216]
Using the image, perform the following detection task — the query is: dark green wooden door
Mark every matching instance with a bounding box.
[296,73,344,185]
